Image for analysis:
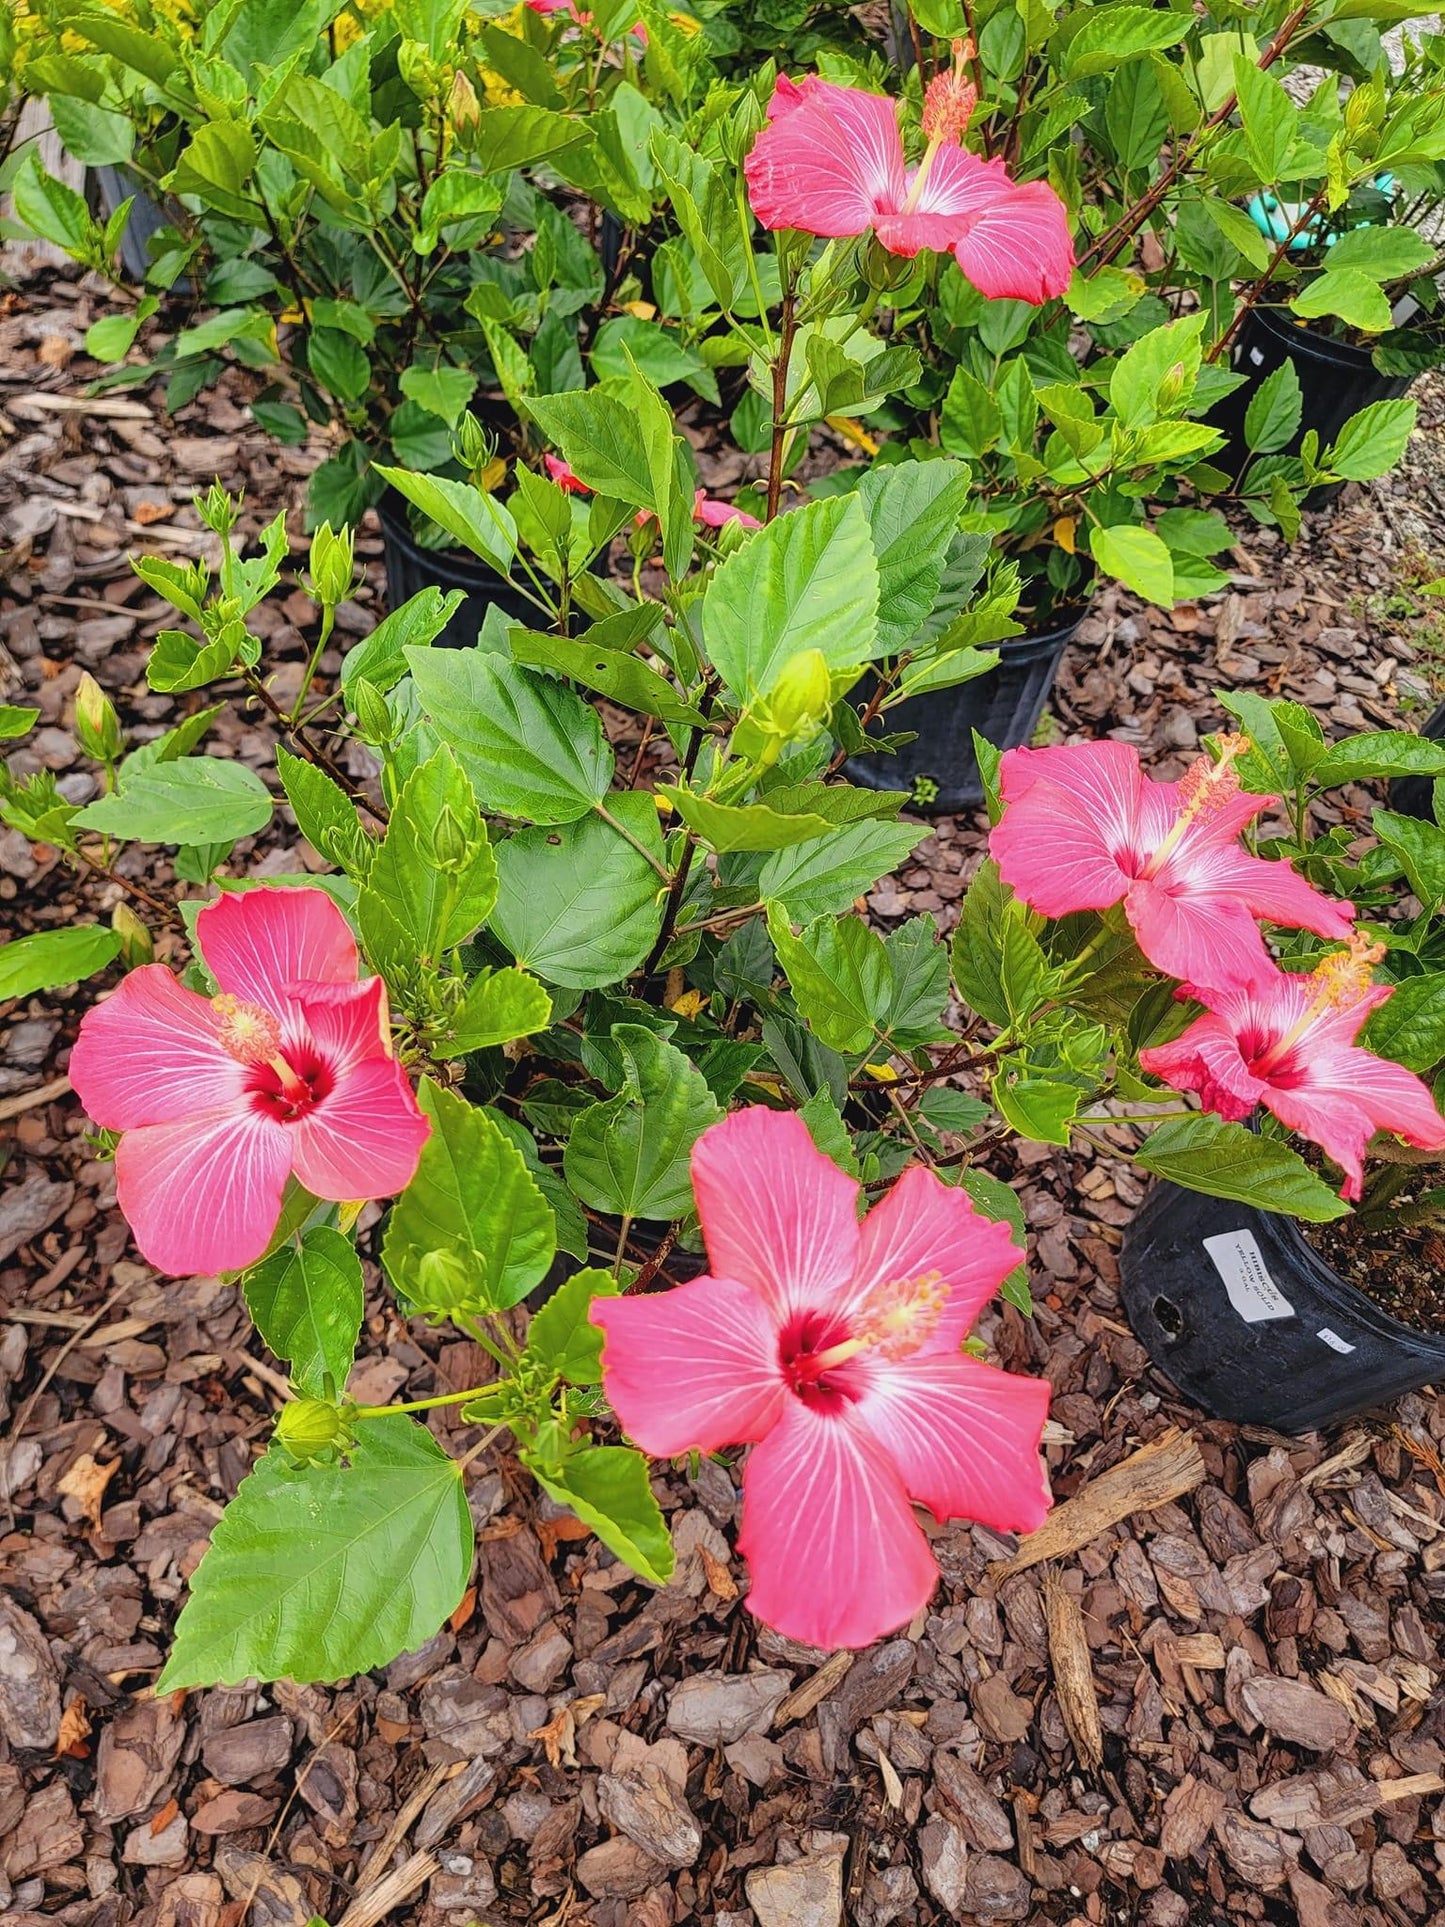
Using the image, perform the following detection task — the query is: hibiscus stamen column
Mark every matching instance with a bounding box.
[1139,734,1250,879]
[901,41,978,216]
[212,992,311,1102]
[1252,934,1387,1075]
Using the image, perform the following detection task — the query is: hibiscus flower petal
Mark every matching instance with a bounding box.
[296,977,393,1074]
[851,1351,1051,1533]
[690,1109,862,1323]
[738,1395,938,1649]
[199,888,358,1008]
[850,1165,1023,1352]
[1264,1047,1445,1201]
[68,964,247,1130]
[744,76,906,238]
[116,1110,291,1276]
[289,1059,430,1202]
[592,1274,786,1456]
[1189,846,1357,945]
[1124,879,1275,987]
[882,146,1073,301]
[1139,1009,1269,1121]
[992,742,1144,917]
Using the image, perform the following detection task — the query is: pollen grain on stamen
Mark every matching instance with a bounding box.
[921,43,977,145]
[1307,931,1386,1015]
[852,1269,949,1361]
[1174,734,1247,820]
[211,993,283,1066]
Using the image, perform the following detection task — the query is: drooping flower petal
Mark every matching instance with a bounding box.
[198,888,358,1010]
[744,76,907,239]
[877,146,1074,300]
[1123,879,1282,991]
[1138,1007,1268,1121]
[67,964,247,1130]
[992,741,1145,917]
[1264,1059,1445,1200]
[116,1110,292,1276]
[289,1059,430,1202]
[738,1395,939,1649]
[691,1108,861,1323]
[592,1274,786,1456]
[850,1351,1051,1533]
[847,1165,1023,1353]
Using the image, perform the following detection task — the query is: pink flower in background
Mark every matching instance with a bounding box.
[592,1109,1050,1649]
[990,737,1356,989]
[743,55,1073,303]
[544,455,590,494]
[692,488,761,530]
[1140,937,1445,1199]
[69,889,429,1277]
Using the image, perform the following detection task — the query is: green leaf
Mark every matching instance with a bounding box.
[242,1226,364,1400]
[799,1087,862,1177]
[525,384,661,510]
[490,796,665,988]
[1373,807,1445,909]
[939,365,1003,459]
[510,628,706,729]
[857,460,973,657]
[158,1417,473,1690]
[1134,1113,1349,1221]
[1089,523,1174,605]
[341,589,466,696]
[398,364,478,427]
[406,648,612,824]
[449,965,553,1054]
[0,924,122,998]
[169,121,258,216]
[373,467,517,575]
[950,857,1012,1028]
[1232,52,1295,184]
[527,1443,673,1585]
[383,1081,556,1314]
[276,746,372,877]
[74,758,272,847]
[659,787,831,852]
[1291,270,1392,334]
[50,93,135,166]
[766,903,887,1055]
[991,1069,1081,1144]
[1244,359,1303,454]
[368,747,497,960]
[1327,226,1434,277]
[11,152,93,255]
[1362,973,1445,1073]
[523,1265,618,1386]
[951,1165,1029,1308]
[759,820,923,924]
[0,705,38,740]
[471,103,590,174]
[564,1023,721,1219]
[1312,731,1445,786]
[1326,398,1418,481]
[702,495,881,700]
[85,311,142,363]
[1063,4,1191,76]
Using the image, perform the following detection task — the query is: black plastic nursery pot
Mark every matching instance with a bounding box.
[378,492,540,649]
[843,606,1090,815]
[1211,302,1414,501]
[90,165,176,284]
[1388,697,1445,820]
[1120,1180,1445,1432]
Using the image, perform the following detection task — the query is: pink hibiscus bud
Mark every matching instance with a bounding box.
[68,888,430,1278]
[544,454,590,495]
[990,738,1357,989]
[743,71,1074,304]
[591,1110,1052,1650]
[1140,934,1445,1200]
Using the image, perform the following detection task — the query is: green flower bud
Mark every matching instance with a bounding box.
[431,804,472,872]
[453,412,492,478]
[765,648,833,737]
[74,673,124,763]
[1155,360,1189,412]
[194,483,240,537]
[275,1398,345,1462]
[415,1245,476,1312]
[861,236,916,293]
[111,902,153,969]
[309,522,355,608]
[351,678,395,746]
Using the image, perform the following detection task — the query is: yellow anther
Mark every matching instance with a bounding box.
[211,993,282,1066]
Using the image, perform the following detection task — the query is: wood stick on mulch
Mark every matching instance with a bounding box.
[1043,1566,1104,1771]
[993,1426,1206,1576]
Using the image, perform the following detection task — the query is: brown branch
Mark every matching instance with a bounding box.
[765,289,798,524]
[242,671,389,825]
[1208,181,1330,362]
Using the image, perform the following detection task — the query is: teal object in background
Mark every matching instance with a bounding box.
[1247,176,1396,250]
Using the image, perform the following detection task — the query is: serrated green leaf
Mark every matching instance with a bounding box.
[510,628,705,728]
[523,1265,618,1385]
[766,903,888,1055]
[158,1417,473,1689]
[758,819,923,923]
[373,466,517,574]
[368,747,497,960]
[1313,732,1445,786]
[448,965,552,1054]
[564,1023,721,1219]
[527,1443,673,1585]
[74,758,272,847]
[1134,1112,1349,1221]
[242,1226,364,1400]
[1244,359,1302,455]
[490,797,665,988]
[660,787,831,852]
[1362,973,1445,1073]
[857,460,973,655]
[276,746,372,877]
[1089,523,1174,605]
[341,589,466,695]
[1326,398,1417,481]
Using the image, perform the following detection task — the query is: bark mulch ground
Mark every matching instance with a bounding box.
[4,266,1445,1927]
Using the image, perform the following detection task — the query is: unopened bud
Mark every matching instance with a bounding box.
[309,522,355,608]
[1156,360,1189,411]
[275,1397,345,1462]
[766,648,833,736]
[431,804,471,872]
[74,673,123,762]
[351,678,394,746]
[194,482,239,537]
[415,1245,475,1311]
[111,902,153,969]
[452,411,493,480]
[447,69,481,136]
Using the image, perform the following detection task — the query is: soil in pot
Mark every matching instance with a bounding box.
[1304,1192,1445,1333]
[1209,301,1413,502]
[844,604,1091,815]
[1119,1180,1445,1432]
[378,492,544,648]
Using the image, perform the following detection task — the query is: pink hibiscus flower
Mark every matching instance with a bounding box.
[545,455,760,530]
[544,454,590,494]
[990,737,1356,989]
[591,1109,1051,1649]
[1139,936,1445,1200]
[742,54,1073,304]
[68,889,429,1277]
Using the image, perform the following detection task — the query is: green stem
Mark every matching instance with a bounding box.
[289,604,336,726]
[352,1383,503,1417]
[594,801,673,882]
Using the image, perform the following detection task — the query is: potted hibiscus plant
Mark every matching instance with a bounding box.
[975,710,1445,1432]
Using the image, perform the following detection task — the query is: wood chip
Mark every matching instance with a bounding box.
[1043,1569,1103,1770]
[771,1649,852,1728]
[993,1428,1206,1576]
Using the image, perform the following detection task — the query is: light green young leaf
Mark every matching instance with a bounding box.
[1291,270,1392,334]
[448,966,553,1054]
[564,1023,721,1218]
[0,925,122,999]
[1089,524,1174,605]
[1325,398,1418,481]
[406,648,613,824]
[74,758,272,847]
[158,1417,473,1689]
[0,705,38,740]
[529,1444,673,1585]
[242,1226,364,1400]
[1243,359,1302,454]
[383,1082,556,1314]
[276,746,373,877]
[368,747,497,960]
[658,787,832,852]
[373,466,518,575]
[766,903,888,1055]
[523,1265,618,1386]
[341,588,467,695]
[759,819,924,923]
